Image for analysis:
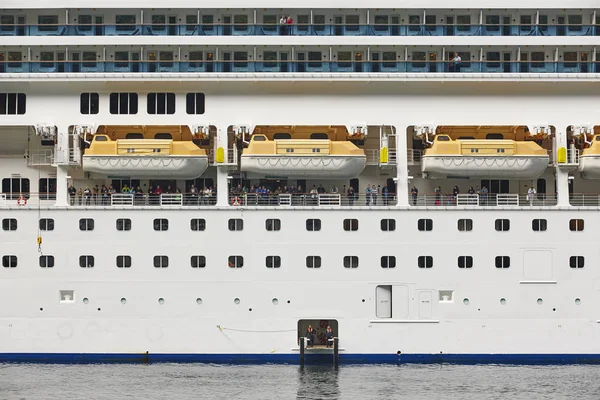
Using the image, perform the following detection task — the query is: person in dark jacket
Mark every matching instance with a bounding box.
[306,325,316,348]
[325,325,334,348]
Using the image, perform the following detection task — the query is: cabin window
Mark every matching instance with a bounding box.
[457,15,471,31]
[79,255,94,268]
[82,51,97,68]
[116,15,136,31]
[343,256,359,268]
[233,15,248,31]
[436,135,450,141]
[153,218,169,231]
[154,133,172,140]
[380,219,396,231]
[306,256,321,268]
[310,133,328,139]
[495,219,510,231]
[191,255,206,268]
[458,219,473,231]
[297,15,309,32]
[495,256,510,268]
[0,93,26,115]
[520,15,532,31]
[185,15,198,31]
[116,255,132,268]
[80,93,99,115]
[7,52,22,68]
[568,15,582,31]
[263,51,278,68]
[306,219,321,231]
[481,179,509,194]
[38,15,58,32]
[411,51,426,68]
[153,255,169,268]
[253,135,267,141]
[266,219,281,231]
[151,15,166,31]
[115,52,129,67]
[124,133,142,139]
[109,93,138,115]
[532,219,547,232]
[233,52,248,68]
[228,255,243,268]
[228,218,243,231]
[147,93,175,115]
[189,51,203,68]
[408,15,420,31]
[201,15,214,31]
[313,15,325,31]
[383,52,397,68]
[39,218,54,231]
[266,256,281,268]
[569,219,584,231]
[486,52,501,68]
[0,16,14,31]
[485,15,500,31]
[39,255,54,268]
[458,256,473,268]
[338,52,352,68]
[539,15,548,31]
[262,15,277,32]
[79,218,94,231]
[418,219,433,231]
[425,15,436,31]
[1,177,30,198]
[2,255,17,268]
[569,256,584,269]
[273,133,290,140]
[308,52,322,68]
[374,15,388,31]
[531,52,545,68]
[563,52,577,68]
[418,256,433,269]
[345,15,359,31]
[2,218,17,231]
[381,256,396,268]
[116,218,131,231]
[40,52,54,68]
[186,93,205,115]
[190,218,206,231]
[343,219,358,231]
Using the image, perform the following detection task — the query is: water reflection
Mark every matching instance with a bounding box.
[296,365,340,400]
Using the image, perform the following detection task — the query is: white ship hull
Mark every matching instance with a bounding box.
[240,156,366,178]
[421,156,549,179]
[82,156,209,179]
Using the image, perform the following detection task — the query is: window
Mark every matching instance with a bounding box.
[266,219,281,231]
[495,219,510,231]
[532,219,547,232]
[233,15,248,31]
[308,52,322,68]
[458,256,473,269]
[408,15,420,31]
[115,52,129,67]
[486,52,500,68]
[2,218,17,231]
[39,218,54,231]
[153,219,168,231]
[109,93,138,115]
[411,51,426,68]
[520,15,532,31]
[80,93,99,114]
[116,15,136,31]
[186,93,205,114]
[374,15,389,31]
[2,255,17,268]
[79,218,94,231]
[191,255,206,268]
[266,256,281,268]
[418,219,433,231]
[382,52,397,68]
[39,178,56,200]
[425,15,436,32]
[380,219,396,231]
[486,15,500,31]
[190,218,206,231]
[263,51,278,68]
[306,219,321,231]
[531,52,545,68]
[539,15,548,32]
[116,218,131,231]
[343,256,359,269]
[457,15,471,31]
[147,93,175,115]
[79,255,94,268]
[458,219,473,231]
[568,15,582,31]
[381,256,396,269]
[345,15,359,31]
[152,15,166,30]
[40,52,54,68]
[189,52,204,68]
[343,219,359,231]
[418,256,433,269]
[82,51,97,68]
[0,15,15,32]
[337,52,352,68]
[228,255,243,268]
[228,218,243,231]
[570,256,584,268]
[185,14,198,31]
[495,256,510,268]
[39,255,54,268]
[38,15,58,32]
[201,15,214,30]
[297,15,309,32]
[233,52,248,68]
[1,177,30,199]
[262,14,277,32]
[78,15,92,31]
[116,255,132,268]
[314,15,325,31]
[153,255,169,268]
[570,219,584,232]
[563,52,577,68]
[7,52,22,68]
[0,93,26,115]
[306,256,321,268]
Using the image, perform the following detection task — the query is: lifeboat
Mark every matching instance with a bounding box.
[578,135,600,179]
[83,134,208,178]
[422,135,549,179]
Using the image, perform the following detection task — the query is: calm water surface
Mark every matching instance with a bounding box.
[0,364,598,400]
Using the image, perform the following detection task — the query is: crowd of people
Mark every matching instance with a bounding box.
[67,183,217,205]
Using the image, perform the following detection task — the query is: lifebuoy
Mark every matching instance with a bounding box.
[319,320,329,328]
[231,196,241,206]
[17,196,27,206]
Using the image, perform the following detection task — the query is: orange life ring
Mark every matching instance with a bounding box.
[17,196,27,206]
[231,196,240,206]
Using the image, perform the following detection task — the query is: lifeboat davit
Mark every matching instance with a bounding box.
[241,135,366,178]
[422,136,549,179]
[83,135,208,178]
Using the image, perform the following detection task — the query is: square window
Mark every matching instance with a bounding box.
[79,218,94,231]
[458,219,473,231]
[381,256,396,268]
[228,218,243,231]
[2,218,17,231]
[306,219,321,231]
[418,256,433,268]
[569,256,584,268]
[116,255,132,268]
[191,255,206,268]
[532,219,547,232]
[458,256,473,269]
[228,255,243,268]
[495,219,510,232]
[380,219,396,231]
[2,255,17,268]
[418,219,433,231]
[306,256,321,268]
[153,218,168,231]
[186,93,205,115]
[153,255,169,268]
[116,218,131,231]
[343,256,359,268]
[569,219,584,232]
[266,219,281,231]
[191,218,206,231]
[266,255,281,268]
[39,255,54,268]
[79,255,94,268]
[39,218,54,231]
[343,219,358,231]
[495,256,510,268]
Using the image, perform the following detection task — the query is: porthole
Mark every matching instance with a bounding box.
[234,298,240,305]
[97,308,101,311]
[83,297,89,304]
[249,308,253,312]
[120,298,127,305]
[158,298,165,305]
[500,298,506,305]
[272,298,279,305]
[463,298,470,305]
[39,307,43,311]
[537,298,543,305]
[196,298,203,305]
[287,300,291,304]
[575,298,581,305]
[361,299,365,303]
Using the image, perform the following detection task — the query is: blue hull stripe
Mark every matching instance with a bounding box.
[1,353,600,365]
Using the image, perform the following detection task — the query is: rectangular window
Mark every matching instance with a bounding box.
[570,219,584,231]
[0,15,15,32]
[147,93,175,115]
[343,219,358,231]
[382,52,397,68]
[186,93,205,115]
[411,51,426,68]
[495,219,510,232]
[191,218,206,231]
[116,15,136,31]
[425,15,436,31]
[531,52,545,68]
[306,219,321,231]
[116,218,131,231]
[532,219,547,232]
[186,14,198,31]
[2,255,17,268]
[314,15,325,31]
[201,15,214,31]
[520,15,532,31]
[79,218,94,231]
[539,15,548,32]
[308,52,322,68]
[191,255,206,268]
[2,218,17,231]
[345,15,359,31]
[569,256,584,268]
[152,15,166,31]
[1,177,30,198]
[374,15,389,32]
[266,255,281,268]
[417,219,433,231]
[233,52,248,68]
[485,15,499,31]
[228,218,243,231]
[297,15,309,32]
[79,255,94,268]
[337,52,352,68]
[457,15,471,31]
[380,219,396,231]
[116,255,132,268]
[7,52,22,68]
[458,219,473,231]
[77,15,92,31]
[233,15,248,31]
[153,219,168,231]
[495,256,510,268]
[458,256,473,269]
[82,51,97,68]
[418,256,433,269]
[40,52,54,68]
[266,219,281,231]
[262,14,277,32]
[109,93,138,115]
[568,15,582,31]
[0,93,26,115]
[381,256,396,269]
[228,255,243,268]
[39,218,54,231]
[115,52,129,68]
[343,256,359,268]
[306,256,321,268]
[39,255,54,268]
[80,93,99,114]
[38,178,56,200]
[153,255,169,268]
[408,15,420,31]
[189,51,204,68]
[263,51,277,68]
[38,15,58,32]
[563,52,577,68]
[486,52,501,68]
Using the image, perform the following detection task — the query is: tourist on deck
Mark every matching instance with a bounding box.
[365,184,372,205]
[83,186,91,206]
[411,186,418,206]
[382,185,390,205]
[527,187,537,206]
[325,326,334,348]
[68,184,76,205]
[347,186,355,206]
[330,185,338,194]
[481,186,489,205]
[435,186,441,206]
[451,52,462,72]
[306,325,316,348]
[371,184,379,205]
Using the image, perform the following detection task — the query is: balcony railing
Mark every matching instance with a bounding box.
[27,150,54,166]
[409,193,559,207]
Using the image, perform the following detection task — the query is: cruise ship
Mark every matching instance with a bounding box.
[1,0,600,364]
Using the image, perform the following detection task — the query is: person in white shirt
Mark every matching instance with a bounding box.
[452,53,462,72]
[527,187,537,206]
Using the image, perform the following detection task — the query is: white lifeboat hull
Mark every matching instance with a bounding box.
[578,155,600,179]
[422,156,549,179]
[241,155,366,178]
[83,156,209,178]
